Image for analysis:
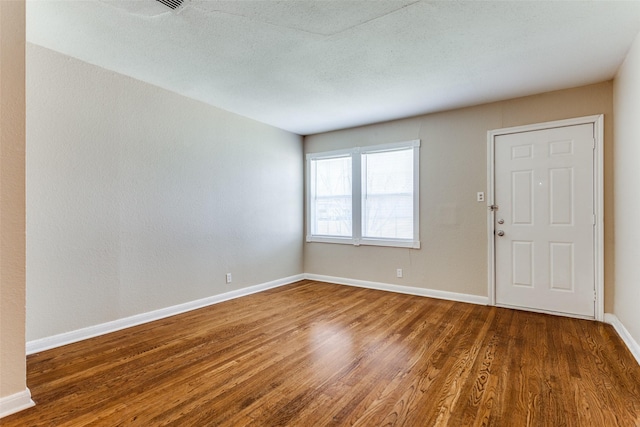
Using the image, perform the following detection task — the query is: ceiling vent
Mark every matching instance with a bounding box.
[155,0,184,10]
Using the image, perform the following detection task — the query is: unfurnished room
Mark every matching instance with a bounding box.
[1,0,640,425]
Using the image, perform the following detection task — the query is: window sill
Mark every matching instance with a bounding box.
[306,236,420,249]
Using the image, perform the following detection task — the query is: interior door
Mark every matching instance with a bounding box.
[494,123,595,318]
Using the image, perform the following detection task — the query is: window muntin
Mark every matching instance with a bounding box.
[306,140,420,249]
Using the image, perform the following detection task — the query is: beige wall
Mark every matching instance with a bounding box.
[26,44,303,341]
[0,0,28,408]
[304,82,615,310]
[613,32,640,345]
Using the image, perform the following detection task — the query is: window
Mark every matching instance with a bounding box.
[306,140,420,248]
[309,154,352,237]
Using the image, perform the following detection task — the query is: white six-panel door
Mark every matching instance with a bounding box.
[494,123,595,318]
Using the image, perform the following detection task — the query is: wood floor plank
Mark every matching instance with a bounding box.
[3,280,640,426]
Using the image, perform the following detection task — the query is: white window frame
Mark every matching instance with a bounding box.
[306,140,420,249]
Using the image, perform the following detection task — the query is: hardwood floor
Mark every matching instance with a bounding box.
[4,280,640,426]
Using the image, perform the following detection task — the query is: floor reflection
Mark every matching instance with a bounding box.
[309,322,354,375]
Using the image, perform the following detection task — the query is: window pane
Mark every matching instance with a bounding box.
[311,156,352,237]
[363,149,413,239]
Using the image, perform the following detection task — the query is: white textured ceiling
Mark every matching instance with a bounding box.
[27,0,640,135]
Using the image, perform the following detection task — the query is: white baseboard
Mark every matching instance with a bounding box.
[306,276,640,367]
[22,275,640,380]
[0,389,34,419]
[26,274,305,355]
[604,313,640,366]
[304,273,489,306]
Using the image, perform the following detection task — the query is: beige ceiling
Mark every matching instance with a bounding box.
[27,0,640,135]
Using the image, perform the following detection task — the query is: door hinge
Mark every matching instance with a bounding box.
[594,290,597,301]
[593,214,596,226]
[592,138,596,150]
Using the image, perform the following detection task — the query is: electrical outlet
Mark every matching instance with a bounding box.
[396,268,403,278]
[477,192,485,202]
[225,273,232,283]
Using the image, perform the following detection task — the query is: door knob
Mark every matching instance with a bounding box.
[496,230,505,236]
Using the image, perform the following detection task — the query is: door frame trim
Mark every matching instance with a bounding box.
[486,115,604,321]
